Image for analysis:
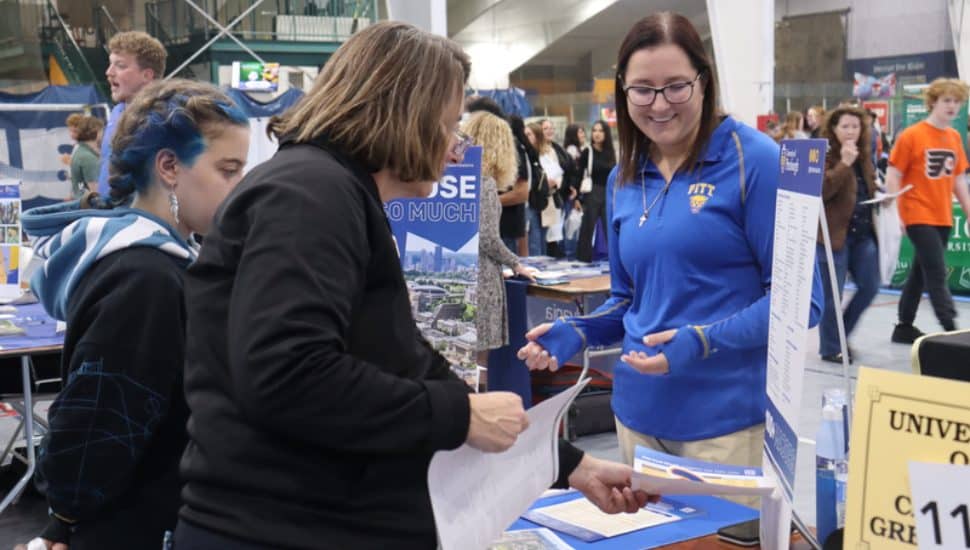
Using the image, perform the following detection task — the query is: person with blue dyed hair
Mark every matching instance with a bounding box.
[17,79,249,550]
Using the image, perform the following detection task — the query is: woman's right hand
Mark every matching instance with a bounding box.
[466,392,529,452]
[516,323,560,371]
[840,141,859,167]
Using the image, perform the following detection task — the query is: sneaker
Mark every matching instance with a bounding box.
[821,353,852,365]
[891,323,925,344]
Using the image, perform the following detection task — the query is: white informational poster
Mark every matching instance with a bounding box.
[762,139,827,549]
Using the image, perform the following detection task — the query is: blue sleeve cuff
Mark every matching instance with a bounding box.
[661,326,705,372]
[536,319,586,364]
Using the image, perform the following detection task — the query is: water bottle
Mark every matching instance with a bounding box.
[835,455,849,529]
[816,388,847,545]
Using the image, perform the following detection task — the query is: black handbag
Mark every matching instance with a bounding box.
[527,161,549,211]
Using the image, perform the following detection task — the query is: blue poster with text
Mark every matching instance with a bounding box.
[386,147,481,383]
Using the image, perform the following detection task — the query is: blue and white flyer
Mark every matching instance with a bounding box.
[762,139,826,549]
[632,446,775,496]
[385,147,481,385]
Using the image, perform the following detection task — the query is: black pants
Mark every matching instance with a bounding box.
[577,185,607,262]
[174,519,276,549]
[898,224,957,329]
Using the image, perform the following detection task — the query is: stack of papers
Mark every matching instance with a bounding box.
[533,270,570,285]
[632,446,776,496]
[428,380,590,550]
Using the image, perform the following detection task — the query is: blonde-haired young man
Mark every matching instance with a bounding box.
[97,31,167,196]
[888,77,970,342]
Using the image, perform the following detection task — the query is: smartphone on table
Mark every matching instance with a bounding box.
[717,519,760,547]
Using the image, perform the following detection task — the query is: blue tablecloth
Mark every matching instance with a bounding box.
[0,302,63,353]
[509,492,759,549]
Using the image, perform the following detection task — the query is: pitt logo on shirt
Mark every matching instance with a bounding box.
[687,182,715,214]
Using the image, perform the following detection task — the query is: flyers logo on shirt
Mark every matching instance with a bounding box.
[925,149,957,178]
[687,182,715,213]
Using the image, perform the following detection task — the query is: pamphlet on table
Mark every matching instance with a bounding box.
[487,528,572,550]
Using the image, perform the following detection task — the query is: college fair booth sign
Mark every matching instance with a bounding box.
[844,368,970,549]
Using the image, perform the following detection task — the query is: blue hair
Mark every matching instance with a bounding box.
[106,82,248,204]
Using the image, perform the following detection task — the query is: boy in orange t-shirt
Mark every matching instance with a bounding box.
[887,77,970,343]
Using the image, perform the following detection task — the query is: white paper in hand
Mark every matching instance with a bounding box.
[428,379,589,550]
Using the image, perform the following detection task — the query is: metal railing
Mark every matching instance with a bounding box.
[93,4,120,53]
[0,0,45,82]
[41,0,110,99]
[145,0,378,44]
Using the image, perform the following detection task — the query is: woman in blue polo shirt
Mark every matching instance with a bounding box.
[519,11,823,481]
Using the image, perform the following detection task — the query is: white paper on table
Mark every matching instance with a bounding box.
[858,184,913,204]
[428,379,589,550]
[908,461,970,550]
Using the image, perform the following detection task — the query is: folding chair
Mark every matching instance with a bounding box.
[910,329,970,383]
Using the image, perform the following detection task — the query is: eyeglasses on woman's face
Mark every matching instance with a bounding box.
[622,73,703,107]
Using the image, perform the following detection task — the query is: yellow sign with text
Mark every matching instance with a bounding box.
[845,368,970,549]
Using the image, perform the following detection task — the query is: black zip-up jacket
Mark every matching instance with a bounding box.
[178,137,476,549]
[179,137,584,549]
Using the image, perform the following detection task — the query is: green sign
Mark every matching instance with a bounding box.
[891,204,970,294]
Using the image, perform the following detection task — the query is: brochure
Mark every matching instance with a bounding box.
[858,184,913,205]
[522,494,702,542]
[487,528,573,550]
[632,446,776,496]
[0,319,25,336]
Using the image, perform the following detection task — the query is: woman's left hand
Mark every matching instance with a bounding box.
[619,329,678,375]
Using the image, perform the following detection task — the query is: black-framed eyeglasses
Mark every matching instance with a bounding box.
[452,130,473,162]
[622,73,703,107]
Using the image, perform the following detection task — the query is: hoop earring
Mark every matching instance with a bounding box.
[169,192,180,226]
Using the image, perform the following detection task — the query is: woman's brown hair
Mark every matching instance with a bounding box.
[75,115,104,142]
[821,105,872,174]
[527,122,549,155]
[615,11,720,183]
[270,21,471,183]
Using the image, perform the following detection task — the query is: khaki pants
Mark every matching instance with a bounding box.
[615,418,765,508]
